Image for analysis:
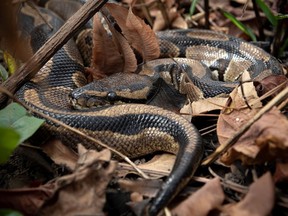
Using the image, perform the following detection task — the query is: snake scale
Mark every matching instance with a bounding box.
[14,1,283,215]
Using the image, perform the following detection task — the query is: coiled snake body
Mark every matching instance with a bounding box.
[15,2,283,215]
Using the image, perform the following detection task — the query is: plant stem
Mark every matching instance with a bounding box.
[251,0,265,40]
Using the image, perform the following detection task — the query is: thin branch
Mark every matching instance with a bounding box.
[204,0,210,29]
[251,0,265,40]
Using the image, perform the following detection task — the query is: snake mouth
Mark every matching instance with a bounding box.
[70,96,122,110]
[70,95,148,110]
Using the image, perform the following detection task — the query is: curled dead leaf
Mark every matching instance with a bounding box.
[118,179,162,198]
[172,178,225,216]
[222,172,274,216]
[153,7,188,31]
[38,146,117,216]
[217,80,260,143]
[0,184,54,215]
[105,3,160,62]
[220,107,288,165]
[254,75,288,102]
[41,139,78,170]
[273,162,288,184]
[118,153,175,179]
[91,14,133,76]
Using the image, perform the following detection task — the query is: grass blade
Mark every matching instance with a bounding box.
[189,0,198,16]
[255,0,277,26]
[222,10,257,41]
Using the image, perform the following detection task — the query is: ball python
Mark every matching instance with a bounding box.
[14,1,283,216]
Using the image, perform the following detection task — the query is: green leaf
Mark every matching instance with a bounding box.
[0,209,22,216]
[222,10,257,42]
[0,127,20,163]
[0,64,8,81]
[189,0,198,16]
[255,0,277,26]
[0,103,44,162]
[276,14,288,20]
[0,103,44,143]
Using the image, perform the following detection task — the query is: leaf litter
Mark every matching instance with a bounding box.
[0,0,288,215]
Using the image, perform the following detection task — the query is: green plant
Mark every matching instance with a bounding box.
[0,103,44,163]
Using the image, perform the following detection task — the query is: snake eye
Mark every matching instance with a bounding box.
[107,91,117,101]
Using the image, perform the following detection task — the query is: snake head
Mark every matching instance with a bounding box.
[70,87,121,109]
[69,73,154,109]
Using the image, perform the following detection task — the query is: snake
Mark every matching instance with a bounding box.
[14,1,284,215]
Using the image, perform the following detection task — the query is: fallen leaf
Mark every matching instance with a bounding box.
[0,145,58,189]
[191,97,228,114]
[118,179,162,198]
[130,192,144,202]
[172,178,225,216]
[41,139,78,170]
[0,184,54,215]
[217,78,261,143]
[38,146,117,216]
[214,74,288,164]
[222,172,275,216]
[274,162,288,184]
[91,14,133,76]
[254,75,288,102]
[118,153,176,179]
[220,107,288,165]
[152,7,179,31]
[105,3,160,62]
[125,7,160,61]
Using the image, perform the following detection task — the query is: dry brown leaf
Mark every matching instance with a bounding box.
[118,153,175,179]
[218,74,288,165]
[101,8,138,73]
[119,179,162,198]
[137,154,175,176]
[91,15,129,76]
[191,97,228,114]
[0,184,54,215]
[254,75,288,99]
[172,178,225,216]
[273,162,288,183]
[152,9,173,31]
[153,7,187,31]
[38,146,117,216]
[222,172,275,216]
[216,76,282,165]
[130,192,144,202]
[41,139,78,170]
[125,8,160,61]
[92,15,121,73]
[105,3,160,61]
[217,79,261,143]
[220,107,288,165]
[109,26,138,73]
[171,13,188,29]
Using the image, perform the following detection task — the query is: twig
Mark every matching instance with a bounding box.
[202,87,288,166]
[0,0,108,106]
[251,0,265,40]
[204,0,210,29]
[0,86,149,179]
[271,0,288,57]
[240,80,252,110]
